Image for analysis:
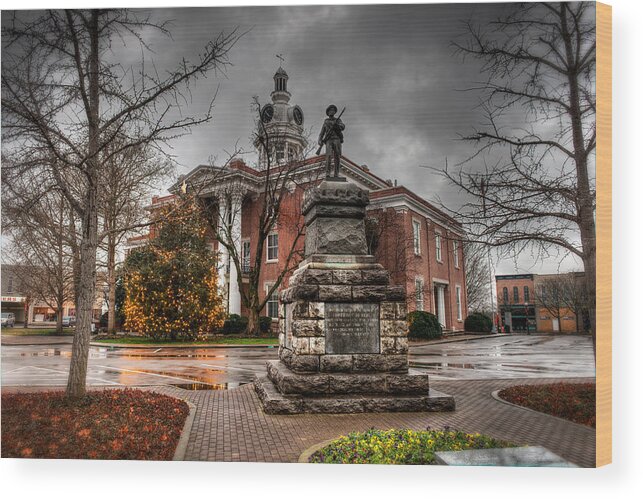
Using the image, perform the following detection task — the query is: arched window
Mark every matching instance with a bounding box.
[524,286,530,303]
[502,287,509,304]
[513,286,519,303]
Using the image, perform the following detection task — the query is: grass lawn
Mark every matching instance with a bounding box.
[1,327,74,336]
[92,336,279,346]
[1,389,189,459]
[310,428,514,464]
[498,382,596,428]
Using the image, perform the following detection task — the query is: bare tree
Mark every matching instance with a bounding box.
[3,189,76,333]
[2,9,240,397]
[365,208,414,285]
[441,2,596,346]
[188,97,316,335]
[558,272,590,333]
[463,241,491,313]
[534,276,565,331]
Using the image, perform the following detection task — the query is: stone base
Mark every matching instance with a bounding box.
[266,360,428,395]
[254,375,456,415]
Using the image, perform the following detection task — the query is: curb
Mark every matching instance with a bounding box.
[298,437,341,463]
[89,341,278,349]
[490,388,595,431]
[173,400,197,461]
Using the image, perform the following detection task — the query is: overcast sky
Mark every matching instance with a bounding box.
[3,2,587,275]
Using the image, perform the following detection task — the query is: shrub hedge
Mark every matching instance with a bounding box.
[259,316,273,334]
[221,314,248,334]
[464,312,493,333]
[407,311,442,340]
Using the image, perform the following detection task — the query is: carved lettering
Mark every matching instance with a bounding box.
[325,303,380,354]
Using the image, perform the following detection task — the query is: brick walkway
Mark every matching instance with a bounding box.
[153,376,595,467]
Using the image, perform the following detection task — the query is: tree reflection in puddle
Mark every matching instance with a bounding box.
[171,382,247,391]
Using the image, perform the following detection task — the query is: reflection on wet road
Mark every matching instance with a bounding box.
[2,343,278,390]
[1,334,595,390]
[409,335,595,380]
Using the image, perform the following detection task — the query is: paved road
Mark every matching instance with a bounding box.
[1,334,595,389]
[410,334,595,380]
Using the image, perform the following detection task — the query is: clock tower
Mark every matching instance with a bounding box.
[254,66,307,169]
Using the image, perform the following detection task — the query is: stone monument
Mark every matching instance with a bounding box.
[253,175,456,414]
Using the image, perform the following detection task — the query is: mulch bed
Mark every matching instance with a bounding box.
[1,389,189,459]
[498,382,596,428]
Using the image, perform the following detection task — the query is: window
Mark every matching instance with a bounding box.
[456,285,462,321]
[242,240,251,273]
[276,143,285,162]
[502,287,509,304]
[7,277,14,293]
[267,233,278,261]
[265,283,279,319]
[435,233,442,262]
[524,286,530,303]
[414,278,424,311]
[412,220,421,255]
[513,286,519,303]
[453,240,459,268]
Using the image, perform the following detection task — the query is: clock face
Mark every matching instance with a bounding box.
[293,106,304,125]
[261,104,274,123]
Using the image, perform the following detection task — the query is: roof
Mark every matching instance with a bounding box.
[369,185,463,229]
[169,155,464,233]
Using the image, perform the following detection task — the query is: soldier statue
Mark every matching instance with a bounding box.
[317,104,345,178]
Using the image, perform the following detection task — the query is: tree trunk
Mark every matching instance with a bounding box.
[247,306,260,337]
[560,4,597,353]
[66,210,98,398]
[107,234,117,334]
[56,305,64,335]
[66,11,100,399]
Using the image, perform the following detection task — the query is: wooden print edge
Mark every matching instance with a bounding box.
[595,1,612,468]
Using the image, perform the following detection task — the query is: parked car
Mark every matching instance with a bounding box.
[62,316,76,327]
[1,312,16,328]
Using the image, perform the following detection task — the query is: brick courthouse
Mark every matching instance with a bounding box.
[132,67,468,331]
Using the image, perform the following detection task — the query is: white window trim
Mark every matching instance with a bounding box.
[414,276,424,312]
[455,285,462,322]
[412,219,421,255]
[266,232,278,263]
[453,240,459,268]
[435,233,443,263]
[264,282,279,319]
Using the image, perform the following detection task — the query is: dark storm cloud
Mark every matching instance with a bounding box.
[2,3,584,274]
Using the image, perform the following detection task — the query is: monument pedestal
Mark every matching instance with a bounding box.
[254,179,455,414]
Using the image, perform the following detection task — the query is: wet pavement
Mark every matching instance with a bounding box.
[410,334,595,380]
[1,334,595,390]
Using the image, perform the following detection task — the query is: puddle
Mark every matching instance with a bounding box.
[171,381,247,391]
[22,349,72,358]
[411,362,476,370]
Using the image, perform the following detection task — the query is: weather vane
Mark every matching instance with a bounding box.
[276,53,285,65]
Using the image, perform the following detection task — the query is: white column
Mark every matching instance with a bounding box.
[436,285,446,328]
[228,193,243,315]
[217,197,230,310]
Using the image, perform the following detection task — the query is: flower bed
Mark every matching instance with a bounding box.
[1,389,189,459]
[498,382,595,428]
[309,428,514,464]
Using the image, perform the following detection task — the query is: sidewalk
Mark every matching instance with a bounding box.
[151,376,595,466]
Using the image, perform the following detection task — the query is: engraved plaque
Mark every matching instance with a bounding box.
[325,303,380,354]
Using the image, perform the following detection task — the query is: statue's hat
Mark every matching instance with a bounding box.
[326,104,338,116]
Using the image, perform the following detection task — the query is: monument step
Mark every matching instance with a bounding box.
[254,375,456,415]
[266,360,429,395]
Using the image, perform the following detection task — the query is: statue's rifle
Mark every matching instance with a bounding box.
[315,107,346,155]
